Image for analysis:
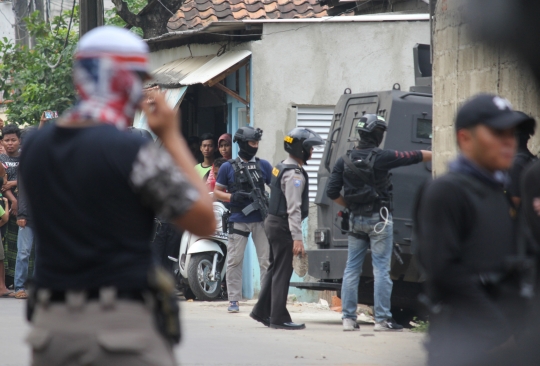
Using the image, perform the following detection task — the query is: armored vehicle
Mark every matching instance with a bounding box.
[291,44,432,318]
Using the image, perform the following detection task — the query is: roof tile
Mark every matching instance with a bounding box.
[167,0,328,32]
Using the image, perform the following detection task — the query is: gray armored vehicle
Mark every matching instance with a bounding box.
[291,44,432,318]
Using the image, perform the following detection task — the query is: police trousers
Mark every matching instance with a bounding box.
[26,290,176,366]
[226,221,270,301]
[252,215,294,325]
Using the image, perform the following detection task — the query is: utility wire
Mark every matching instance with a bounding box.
[0,7,13,26]
[45,0,76,69]
[157,0,175,16]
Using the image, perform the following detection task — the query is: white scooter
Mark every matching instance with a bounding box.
[171,201,229,301]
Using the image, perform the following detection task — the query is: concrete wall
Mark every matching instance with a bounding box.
[0,2,15,43]
[432,0,540,175]
[0,2,15,119]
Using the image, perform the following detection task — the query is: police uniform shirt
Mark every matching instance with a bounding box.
[280,157,306,241]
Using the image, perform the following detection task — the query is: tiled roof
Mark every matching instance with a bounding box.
[167,0,328,32]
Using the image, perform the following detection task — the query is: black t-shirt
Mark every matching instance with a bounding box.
[326,147,423,201]
[21,124,199,291]
[0,153,20,196]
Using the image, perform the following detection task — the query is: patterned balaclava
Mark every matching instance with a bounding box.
[63,26,150,130]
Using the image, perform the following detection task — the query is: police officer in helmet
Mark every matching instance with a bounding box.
[250,128,324,330]
[214,126,272,313]
[326,114,432,332]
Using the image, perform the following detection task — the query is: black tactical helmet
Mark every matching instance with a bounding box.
[356,114,387,134]
[284,127,325,164]
[516,112,536,136]
[234,126,263,161]
[356,114,387,146]
[233,126,263,143]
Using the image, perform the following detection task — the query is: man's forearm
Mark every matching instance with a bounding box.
[214,188,231,202]
[333,196,347,207]
[4,190,16,203]
[421,150,432,162]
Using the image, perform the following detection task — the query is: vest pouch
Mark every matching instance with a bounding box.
[97,331,152,353]
[350,202,375,217]
[344,190,378,204]
[26,328,52,352]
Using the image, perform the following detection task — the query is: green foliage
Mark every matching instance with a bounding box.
[410,317,429,333]
[0,8,79,125]
[105,0,147,37]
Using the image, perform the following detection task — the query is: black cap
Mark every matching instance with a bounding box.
[455,94,531,131]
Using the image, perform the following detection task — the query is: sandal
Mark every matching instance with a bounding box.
[14,290,28,299]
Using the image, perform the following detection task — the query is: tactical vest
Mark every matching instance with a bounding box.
[228,157,266,212]
[416,172,519,306]
[268,162,309,220]
[342,148,392,214]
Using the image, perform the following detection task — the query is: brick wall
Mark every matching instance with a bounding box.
[433,0,540,175]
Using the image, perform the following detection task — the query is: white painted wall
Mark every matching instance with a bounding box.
[0,2,15,43]
[0,1,15,116]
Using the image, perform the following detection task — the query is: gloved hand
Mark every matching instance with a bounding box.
[230,192,251,203]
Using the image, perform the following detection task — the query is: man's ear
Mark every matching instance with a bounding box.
[456,127,475,151]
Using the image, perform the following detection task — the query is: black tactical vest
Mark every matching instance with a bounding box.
[416,172,518,306]
[228,157,266,194]
[342,148,392,214]
[268,162,309,220]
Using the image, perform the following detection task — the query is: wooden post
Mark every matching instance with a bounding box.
[245,61,250,124]
[80,0,104,37]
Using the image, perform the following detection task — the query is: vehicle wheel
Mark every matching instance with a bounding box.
[183,287,196,300]
[187,253,222,301]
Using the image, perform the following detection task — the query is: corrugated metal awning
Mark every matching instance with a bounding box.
[148,56,213,88]
[134,86,188,138]
[147,50,252,88]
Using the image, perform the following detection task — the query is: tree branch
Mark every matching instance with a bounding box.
[111,0,142,27]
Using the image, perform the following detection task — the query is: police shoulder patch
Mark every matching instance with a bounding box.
[272,167,280,177]
[293,179,302,188]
